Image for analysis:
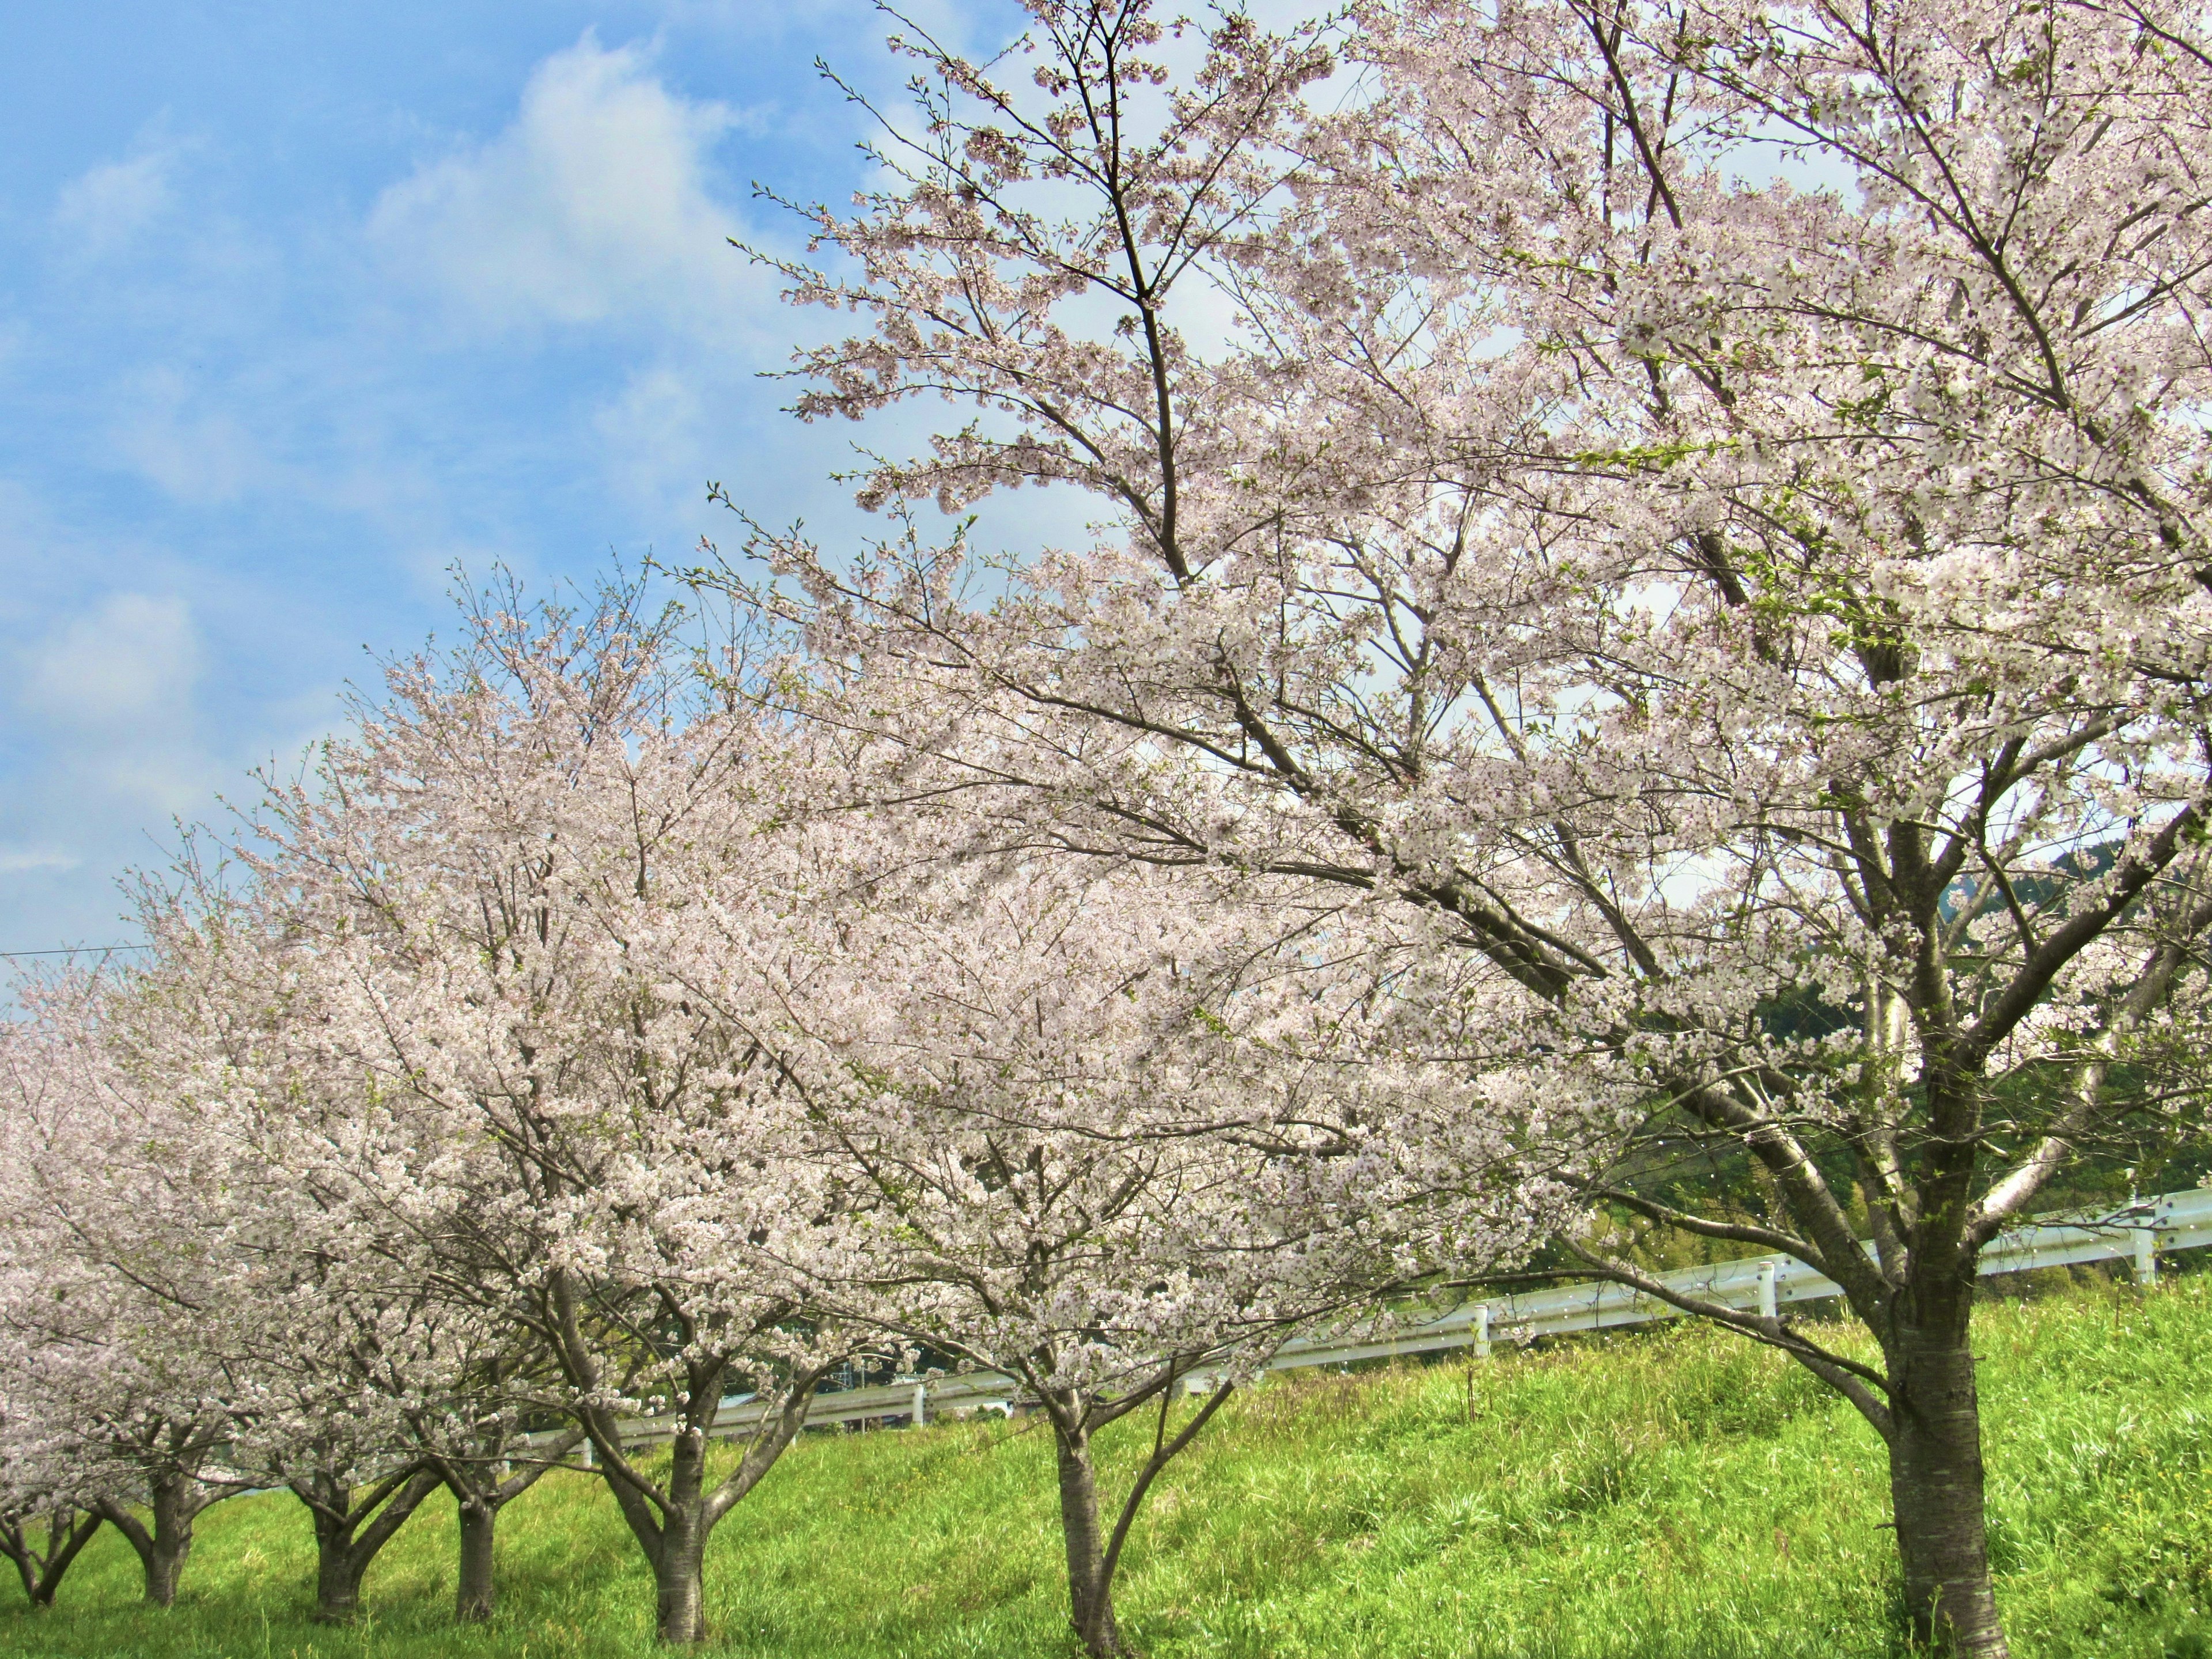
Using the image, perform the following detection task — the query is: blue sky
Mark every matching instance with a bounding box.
[0,0,1026,953]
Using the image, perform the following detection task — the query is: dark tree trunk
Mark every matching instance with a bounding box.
[296,1467,441,1624]
[1886,1320,2008,1657]
[454,1496,498,1623]
[437,1427,582,1624]
[587,1383,821,1646]
[310,1504,365,1626]
[142,1537,187,1607]
[543,1277,827,1649]
[590,1415,721,1647]
[652,1503,709,1646]
[0,1509,103,1607]
[1035,1373,1231,1659]
[644,1423,717,1645]
[1052,1419,1123,1659]
[96,1472,210,1607]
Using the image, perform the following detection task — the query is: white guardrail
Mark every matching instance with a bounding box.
[587,1186,2212,1450]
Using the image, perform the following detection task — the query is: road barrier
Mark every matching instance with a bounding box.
[588,1185,2212,1447]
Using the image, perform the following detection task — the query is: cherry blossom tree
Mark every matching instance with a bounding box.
[103,899,463,1627]
[747,2,2212,1652]
[0,977,255,1609]
[6,911,588,1628]
[0,1185,107,1611]
[624,728,1588,1656]
[246,581,867,1645]
[209,1259,461,1627]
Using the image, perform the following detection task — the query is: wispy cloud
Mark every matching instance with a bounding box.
[0,847,80,877]
[369,35,771,345]
[109,368,267,507]
[17,591,214,813]
[53,142,181,259]
[23,591,200,729]
[594,362,713,517]
[0,5,899,955]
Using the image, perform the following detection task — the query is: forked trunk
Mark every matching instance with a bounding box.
[310,1505,366,1626]
[96,1473,205,1607]
[595,1419,722,1647]
[1040,1373,1232,1658]
[454,1497,497,1623]
[1052,1421,1123,1659]
[440,1428,582,1624]
[0,1509,103,1607]
[562,1335,826,1647]
[298,1467,441,1624]
[1887,1323,2008,1657]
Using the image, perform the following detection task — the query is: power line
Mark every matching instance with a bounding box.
[0,945,149,960]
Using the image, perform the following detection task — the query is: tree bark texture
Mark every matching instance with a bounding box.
[437,1428,582,1624]
[297,1466,442,1624]
[310,1504,363,1626]
[653,1503,709,1646]
[571,1351,824,1646]
[454,1495,498,1623]
[1886,1322,2008,1657]
[96,1473,210,1607]
[593,1421,718,1645]
[1035,1372,1232,1659]
[1052,1421,1123,1659]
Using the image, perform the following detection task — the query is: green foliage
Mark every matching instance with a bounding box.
[3,1277,2207,1658]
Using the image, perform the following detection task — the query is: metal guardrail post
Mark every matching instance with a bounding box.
[911,1382,927,1427]
[1474,1303,1491,1359]
[2134,1228,2158,1286]
[1756,1261,1778,1321]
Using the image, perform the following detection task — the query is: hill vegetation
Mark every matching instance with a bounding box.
[3,1272,2205,1659]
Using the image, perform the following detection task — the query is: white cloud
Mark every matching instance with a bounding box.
[16,597,212,818]
[54,146,179,259]
[17,593,213,814]
[24,592,199,732]
[0,847,80,877]
[369,36,771,344]
[110,368,266,506]
[594,362,713,514]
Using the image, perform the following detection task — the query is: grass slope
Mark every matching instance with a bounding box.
[4,1272,2208,1659]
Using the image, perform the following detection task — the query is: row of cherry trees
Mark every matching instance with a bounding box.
[707,0,2212,1654]
[0,584,1587,1652]
[5,0,2210,1654]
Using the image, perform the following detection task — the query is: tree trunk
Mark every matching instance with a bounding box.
[1052,1420,1123,1659]
[143,1537,187,1607]
[310,1502,367,1626]
[0,1510,103,1607]
[1887,1323,2008,1657]
[454,1496,498,1623]
[653,1505,709,1646]
[298,1467,441,1624]
[439,1427,582,1624]
[564,1345,825,1646]
[96,1472,203,1607]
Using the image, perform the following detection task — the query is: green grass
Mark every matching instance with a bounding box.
[6,1271,2210,1658]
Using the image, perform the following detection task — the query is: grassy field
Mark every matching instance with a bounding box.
[3,1271,2208,1659]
